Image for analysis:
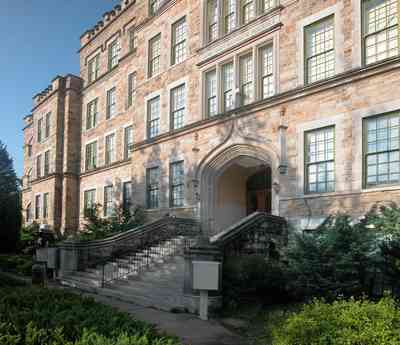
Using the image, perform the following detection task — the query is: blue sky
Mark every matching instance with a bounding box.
[0,0,118,177]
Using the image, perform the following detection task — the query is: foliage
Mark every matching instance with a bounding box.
[0,255,33,276]
[17,223,40,255]
[0,141,21,253]
[285,214,382,301]
[272,297,400,345]
[222,255,290,309]
[0,286,181,345]
[78,204,146,241]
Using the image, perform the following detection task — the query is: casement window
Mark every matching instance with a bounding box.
[88,54,100,83]
[108,39,120,70]
[239,53,254,105]
[363,0,399,65]
[147,167,160,209]
[260,45,274,99]
[43,193,49,219]
[150,0,161,15]
[129,27,136,52]
[364,112,400,187]
[36,154,42,178]
[262,0,276,12]
[305,126,335,193]
[149,34,161,77]
[206,69,218,116]
[222,62,234,111]
[171,84,186,130]
[147,96,161,139]
[35,195,41,219]
[224,0,237,34]
[127,73,136,108]
[123,181,133,212]
[85,141,97,171]
[124,126,134,159]
[105,133,116,165]
[170,161,185,207]
[207,0,219,42]
[106,87,117,119]
[45,112,51,138]
[172,18,187,65]
[44,150,50,176]
[26,203,32,222]
[84,189,96,215]
[37,118,43,143]
[86,99,98,130]
[305,16,335,84]
[242,0,255,24]
[103,185,114,217]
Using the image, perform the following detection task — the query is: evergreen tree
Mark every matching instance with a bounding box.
[0,141,21,252]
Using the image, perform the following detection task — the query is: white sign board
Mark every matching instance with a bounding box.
[193,261,220,291]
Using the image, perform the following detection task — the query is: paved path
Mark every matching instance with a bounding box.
[0,272,243,345]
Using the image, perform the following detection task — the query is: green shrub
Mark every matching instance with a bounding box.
[0,287,180,345]
[272,297,400,345]
[0,255,33,276]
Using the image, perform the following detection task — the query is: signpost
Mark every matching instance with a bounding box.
[192,261,220,321]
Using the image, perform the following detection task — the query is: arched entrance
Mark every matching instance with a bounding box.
[197,144,278,235]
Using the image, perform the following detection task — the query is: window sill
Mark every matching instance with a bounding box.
[361,184,400,193]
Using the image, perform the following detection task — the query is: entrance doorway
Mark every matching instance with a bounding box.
[246,167,272,215]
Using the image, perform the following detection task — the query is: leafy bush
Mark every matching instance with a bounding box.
[272,297,400,345]
[223,255,290,309]
[0,287,180,345]
[0,255,33,276]
[78,204,146,241]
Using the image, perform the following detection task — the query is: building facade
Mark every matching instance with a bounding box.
[22,0,400,235]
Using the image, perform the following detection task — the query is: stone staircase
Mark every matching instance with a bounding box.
[60,235,192,312]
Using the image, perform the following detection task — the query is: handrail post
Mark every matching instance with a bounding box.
[102,262,105,288]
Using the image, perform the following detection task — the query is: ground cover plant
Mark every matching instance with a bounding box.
[0,287,181,345]
[0,255,33,276]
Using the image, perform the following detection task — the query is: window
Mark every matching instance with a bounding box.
[172,18,187,65]
[106,87,117,119]
[104,185,114,217]
[37,118,43,143]
[124,126,134,159]
[26,203,32,223]
[150,0,161,15]
[45,112,51,138]
[147,96,161,138]
[105,133,116,165]
[363,0,399,65]
[86,99,98,130]
[364,113,400,186]
[305,127,335,193]
[36,154,42,178]
[170,161,184,207]
[242,0,255,24]
[222,62,234,111]
[129,27,136,52]
[27,169,32,186]
[224,0,237,34]
[108,39,120,70]
[207,0,219,42]
[260,45,274,98]
[88,54,100,83]
[305,16,335,84]
[239,53,254,105]
[262,0,276,12]
[171,84,186,130]
[206,69,217,116]
[44,150,50,176]
[27,145,32,157]
[123,181,133,212]
[84,189,96,215]
[85,141,97,171]
[35,195,41,219]
[149,34,161,77]
[128,73,136,108]
[147,167,160,209]
[43,193,49,219]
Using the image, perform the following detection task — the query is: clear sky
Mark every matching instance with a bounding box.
[0,0,119,177]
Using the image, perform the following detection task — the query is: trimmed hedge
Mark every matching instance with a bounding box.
[0,287,180,345]
[273,297,400,345]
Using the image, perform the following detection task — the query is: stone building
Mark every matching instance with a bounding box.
[22,0,400,235]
